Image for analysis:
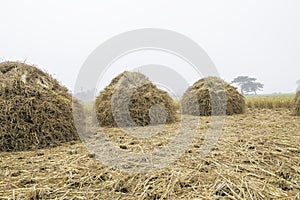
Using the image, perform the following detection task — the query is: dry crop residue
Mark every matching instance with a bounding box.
[0,109,299,199]
[0,61,81,152]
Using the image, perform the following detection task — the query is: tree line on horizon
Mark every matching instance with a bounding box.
[231,76,300,95]
[231,76,264,95]
[73,76,299,101]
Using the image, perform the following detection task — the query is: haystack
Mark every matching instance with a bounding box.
[95,71,177,127]
[181,76,245,116]
[293,91,300,116]
[0,61,80,152]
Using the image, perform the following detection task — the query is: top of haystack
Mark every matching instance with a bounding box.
[0,61,68,95]
[181,76,245,116]
[95,71,177,127]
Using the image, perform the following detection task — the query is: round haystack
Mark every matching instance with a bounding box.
[0,61,80,152]
[181,76,245,116]
[95,71,177,127]
[293,91,300,116]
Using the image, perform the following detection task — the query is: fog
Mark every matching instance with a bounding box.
[1,0,300,94]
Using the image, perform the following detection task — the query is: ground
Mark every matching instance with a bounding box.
[0,109,299,199]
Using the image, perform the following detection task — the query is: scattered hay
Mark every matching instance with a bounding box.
[181,76,245,116]
[95,71,177,127]
[1,109,299,199]
[293,91,300,116]
[0,61,80,152]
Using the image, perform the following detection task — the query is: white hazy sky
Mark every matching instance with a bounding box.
[1,0,299,94]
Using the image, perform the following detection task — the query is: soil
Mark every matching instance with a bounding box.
[0,109,299,199]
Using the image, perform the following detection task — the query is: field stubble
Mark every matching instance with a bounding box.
[246,95,295,109]
[0,108,299,199]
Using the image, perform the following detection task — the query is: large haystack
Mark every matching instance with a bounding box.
[0,61,80,152]
[95,71,177,127]
[293,91,300,116]
[181,77,245,116]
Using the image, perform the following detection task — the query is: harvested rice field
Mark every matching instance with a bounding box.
[0,108,299,199]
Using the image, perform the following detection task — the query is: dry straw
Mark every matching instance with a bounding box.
[0,61,80,151]
[1,109,299,199]
[95,71,177,127]
[293,91,300,115]
[181,76,245,116]
[246,95,294,109]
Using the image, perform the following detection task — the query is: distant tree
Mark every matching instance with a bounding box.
[243,82,264,95]
[297,79,300,92]
[231,76,264,95]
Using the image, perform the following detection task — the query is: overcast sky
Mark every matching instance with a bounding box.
[1,0,299,94]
